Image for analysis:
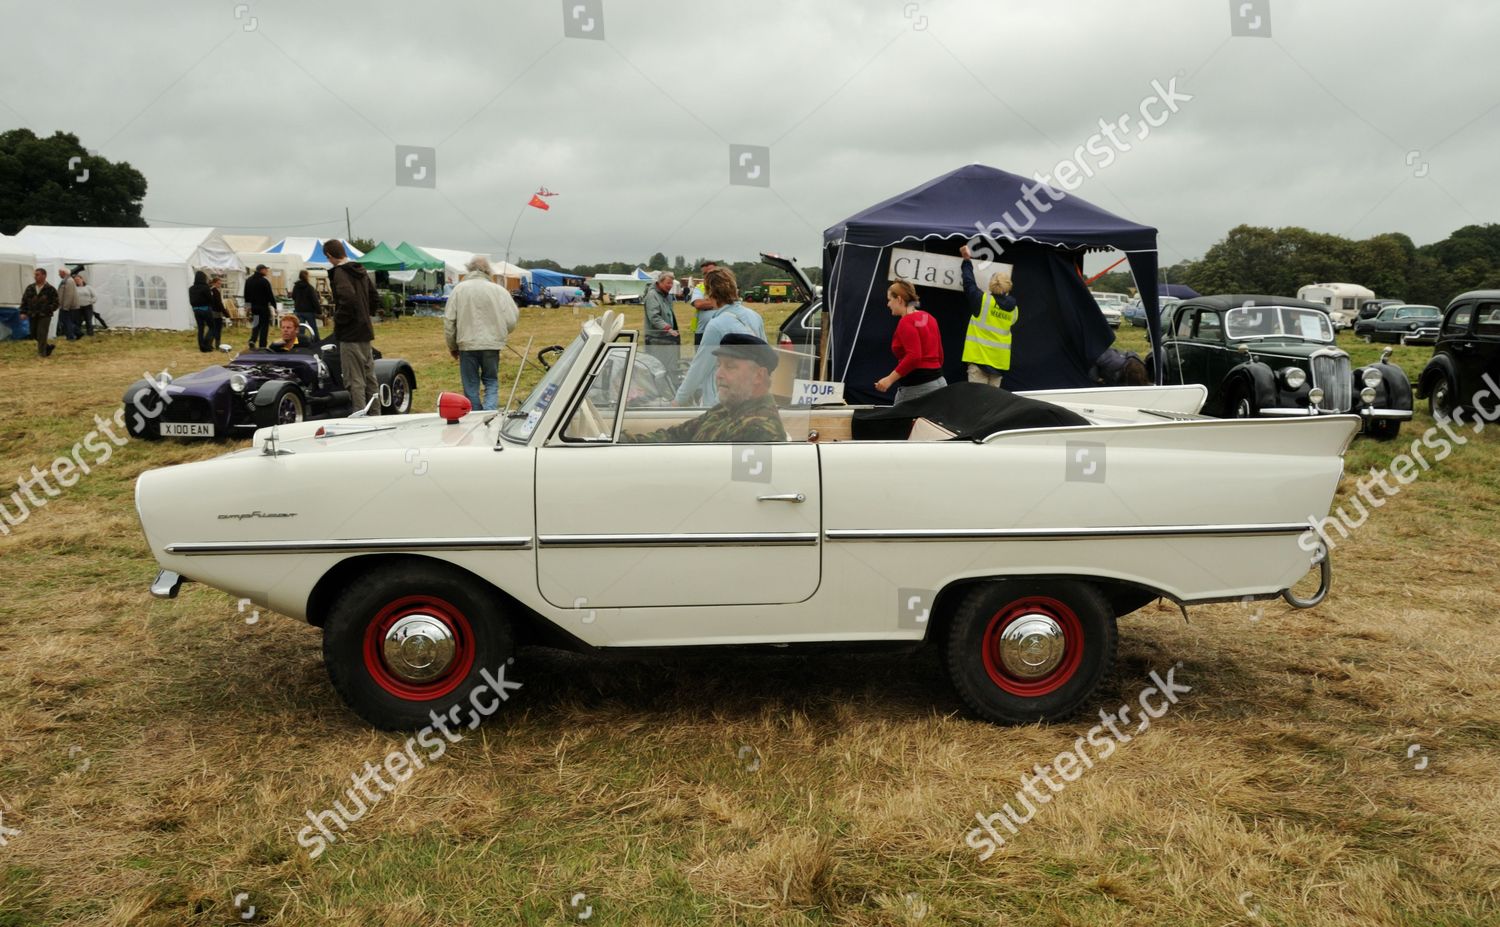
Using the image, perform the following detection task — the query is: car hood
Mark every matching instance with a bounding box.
[1233,341,1342,360]
[759,252,815,303]
[242,412,498,456]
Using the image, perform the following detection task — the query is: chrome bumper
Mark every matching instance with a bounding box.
[1358,408,1414,420]
[151,570,184,599]
[1260,406,1412,420]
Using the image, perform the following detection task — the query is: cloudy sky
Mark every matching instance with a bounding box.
[1,0,1496,273]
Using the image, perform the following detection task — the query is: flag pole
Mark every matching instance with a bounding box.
[503,201,529,268]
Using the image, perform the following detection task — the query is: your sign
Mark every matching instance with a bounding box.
[791,379,845,406]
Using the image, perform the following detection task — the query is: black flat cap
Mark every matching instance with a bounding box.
[712,332,778,371]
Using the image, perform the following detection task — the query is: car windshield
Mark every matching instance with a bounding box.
[499,334,589,443]
[1224,306,1333,342]
[1397,305,1440,318]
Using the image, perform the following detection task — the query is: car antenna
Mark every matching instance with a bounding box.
[503,334,536,414]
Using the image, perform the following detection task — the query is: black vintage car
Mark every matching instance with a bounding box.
[1352,304,1442,344]
[763,251,823,352]
[1160,295,1413,439]
[121,342,417,440]
[1416,290,1500,419]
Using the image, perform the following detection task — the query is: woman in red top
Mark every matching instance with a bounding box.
[875,280,946,403]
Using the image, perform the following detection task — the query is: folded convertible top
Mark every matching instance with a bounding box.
[850,382,1090,441]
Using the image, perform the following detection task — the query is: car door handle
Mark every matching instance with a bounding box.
[757,493,806,503]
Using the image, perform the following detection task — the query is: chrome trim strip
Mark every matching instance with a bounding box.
[825,524,1308,542]
[539,532,818,549]
[164,537,534,555]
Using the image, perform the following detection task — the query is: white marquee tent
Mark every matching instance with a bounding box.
[10,226,243,330]
[416,246,529,283]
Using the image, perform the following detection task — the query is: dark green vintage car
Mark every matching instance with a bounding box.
[1159,295,1413,440]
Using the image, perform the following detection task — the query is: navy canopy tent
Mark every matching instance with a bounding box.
[822,164,1161,403]
[1159,283,1198,299]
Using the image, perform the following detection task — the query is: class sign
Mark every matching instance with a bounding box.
[888,248,1012,293]
[791,379,845,405]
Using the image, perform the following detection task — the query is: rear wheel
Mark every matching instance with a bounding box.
[1429,374,1457,420]
[946,580,1117,724]
[323,562,515,729]
[382,369,413,415]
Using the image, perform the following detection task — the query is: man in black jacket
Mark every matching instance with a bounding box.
[243,264,277,348]
[323,240,380,415]
[20,268,58,358]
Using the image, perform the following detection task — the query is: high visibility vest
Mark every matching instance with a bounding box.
[963,293,1017,370]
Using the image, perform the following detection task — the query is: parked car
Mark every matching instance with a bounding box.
[1160,295,1412,439]
[122,343,416,440]
[1351,304,1442,344]
[764,251,822,352]
[1123,297,1180,329]
[1095,299,1123,329]
[1358,298,1405,322]
[138,310,1354,730]
[1416,290,1500,420]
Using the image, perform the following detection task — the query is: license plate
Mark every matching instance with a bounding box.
[160,422,214,437]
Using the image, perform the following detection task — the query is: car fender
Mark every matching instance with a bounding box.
[373,358,417,390]
[1360,361,1413,410]
[1416,353,1456,399]
[251,379,300,408]
[1226,361,1278,410]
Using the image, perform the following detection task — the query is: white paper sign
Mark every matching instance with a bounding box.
[791,379,845,406]
[888,247,1012,293]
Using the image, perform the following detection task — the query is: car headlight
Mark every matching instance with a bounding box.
[1360,386,1377,404]
[1282,367,1307,390]
[1308,387,1325,407]
[229,373,248,393]
[1362,368,1383,388]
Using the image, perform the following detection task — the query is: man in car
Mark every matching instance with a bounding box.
[268,313,313,353]
[621,333,784,443]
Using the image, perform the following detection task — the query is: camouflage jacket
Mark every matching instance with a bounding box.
[20,282,58,315]
[622,393,784,444]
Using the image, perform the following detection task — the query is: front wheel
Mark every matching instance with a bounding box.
[1227,382,1258,419]
[253,384,305,428]
[381,369,413,415]
[323,562,516,729]
[946,580,1117,725]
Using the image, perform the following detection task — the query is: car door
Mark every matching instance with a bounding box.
[533,341,821,609]
[1465,301,1500,402]
[1162,307,1197,385]
[1191,309,1231,397]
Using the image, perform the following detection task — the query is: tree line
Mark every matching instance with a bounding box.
[1093,223,1500,306]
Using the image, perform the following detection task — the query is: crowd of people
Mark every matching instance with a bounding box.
[17,265,101,357]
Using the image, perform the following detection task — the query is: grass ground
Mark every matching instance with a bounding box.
[0,307,1496,926]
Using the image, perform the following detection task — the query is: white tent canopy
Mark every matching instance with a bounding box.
[10,226,244,330]
[265,237,364,267]
[417,246,530,283]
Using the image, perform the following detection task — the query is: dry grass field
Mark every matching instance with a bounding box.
[0,305,1497,926]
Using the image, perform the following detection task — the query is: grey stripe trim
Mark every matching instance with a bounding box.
[539,532,818,549]
[164,537,534,555]
[825,524,1308,542]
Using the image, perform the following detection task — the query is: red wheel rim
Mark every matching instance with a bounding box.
[980,596,1084,696]
[362,595,475,700]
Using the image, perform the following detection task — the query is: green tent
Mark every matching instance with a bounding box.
[394,241,444,270]
[355,241,413,271]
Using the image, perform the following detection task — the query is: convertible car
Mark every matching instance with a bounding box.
[122,342,417,440]
[138,311,1354,730]
[1160,295,1412,439]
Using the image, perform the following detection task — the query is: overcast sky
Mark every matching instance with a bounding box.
[1,0,1496,273]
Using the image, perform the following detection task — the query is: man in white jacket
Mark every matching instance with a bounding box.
[445,255,520,411]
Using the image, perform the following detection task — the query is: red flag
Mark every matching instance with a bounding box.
[528,194,550,211]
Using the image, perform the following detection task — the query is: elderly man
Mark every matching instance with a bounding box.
[20,268,58,357]
[445,255,519,411]
[56,267,79,340]
[641,270,680,378]
[622,333,784,443]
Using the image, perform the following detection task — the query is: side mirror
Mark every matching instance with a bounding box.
[321,343,337,353]
[219,344,234,353]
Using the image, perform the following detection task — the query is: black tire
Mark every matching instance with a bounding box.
[253,384,304,429]
[1362,333,1374,344]
[381,369,414,415]
[122,385,163,440]
[946,579,1117,725]
[1227,382,1258,419]
[1365,417,1401,441]
[1429,374,1458,420]
[323,562,516,730]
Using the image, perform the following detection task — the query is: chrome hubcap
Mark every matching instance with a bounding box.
[381,614,457,682]
[998,614,1066,678]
